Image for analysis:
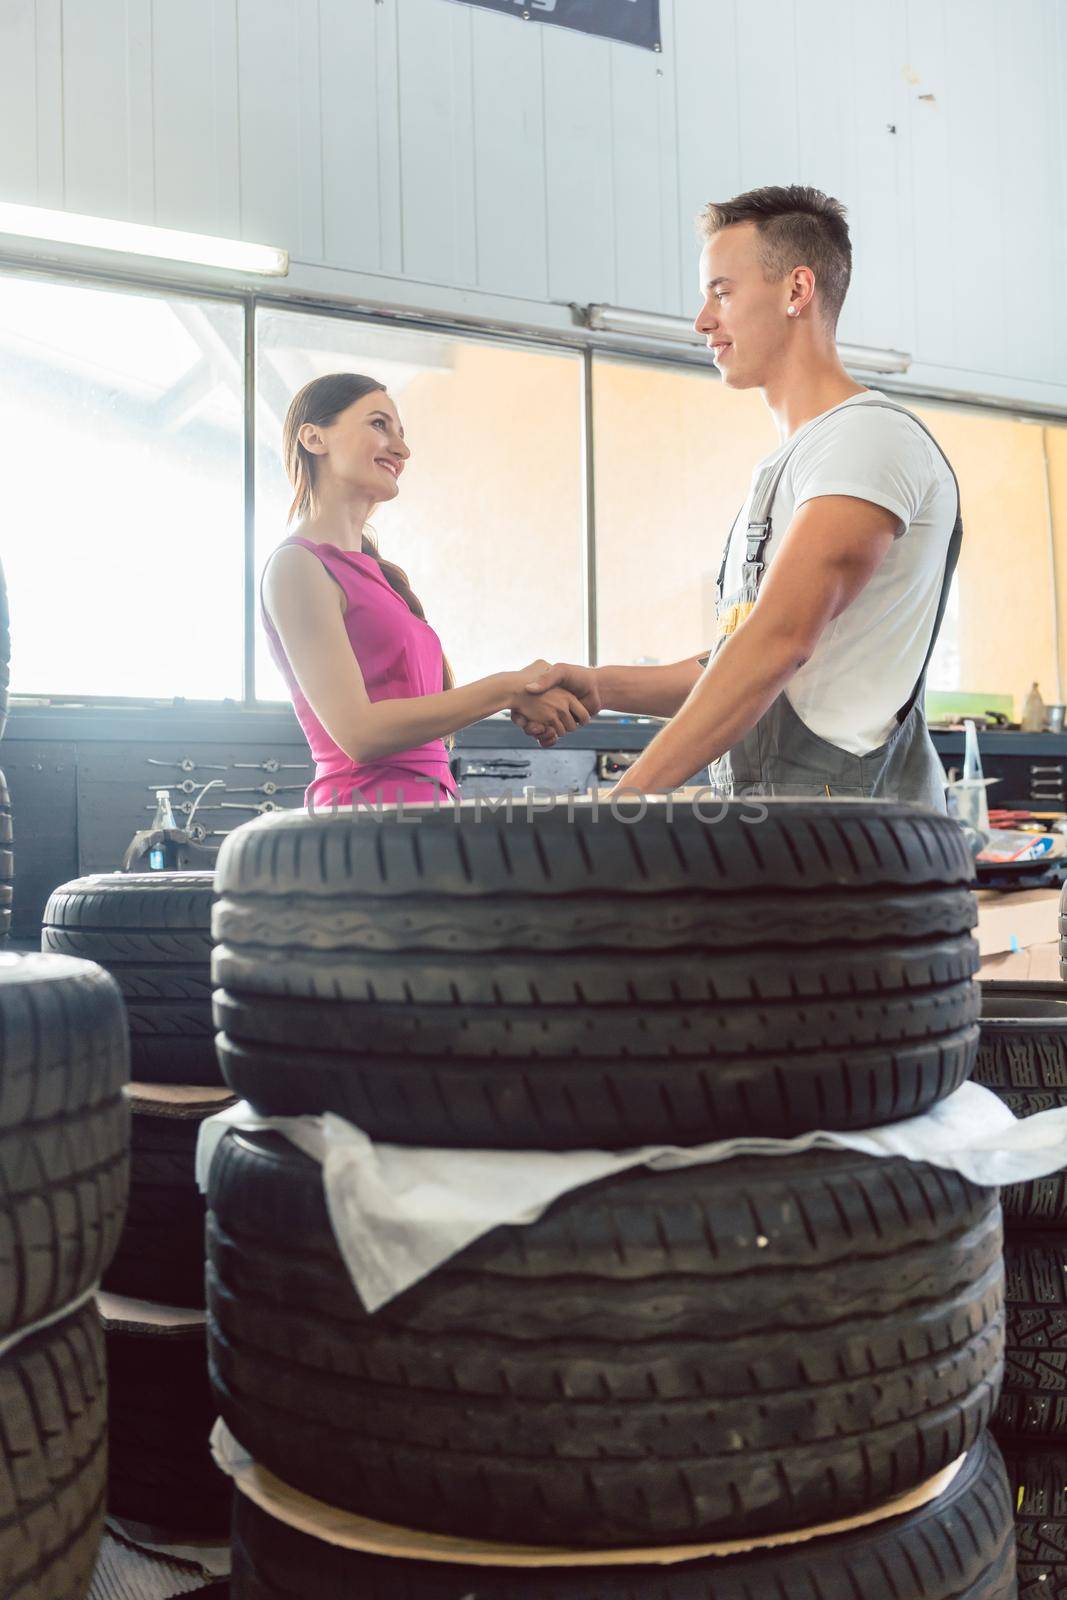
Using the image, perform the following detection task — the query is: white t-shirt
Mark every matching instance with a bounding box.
[719,389,958,755]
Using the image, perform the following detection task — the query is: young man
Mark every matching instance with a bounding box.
[520,186,960,807]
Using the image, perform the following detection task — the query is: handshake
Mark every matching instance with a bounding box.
[508,661,601,748]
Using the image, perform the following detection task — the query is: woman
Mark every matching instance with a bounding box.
[262,372,589,810]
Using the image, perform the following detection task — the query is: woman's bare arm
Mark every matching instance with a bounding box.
[264,545,589,761]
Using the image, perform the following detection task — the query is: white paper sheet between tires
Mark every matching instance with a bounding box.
[196,1080,1067,1312]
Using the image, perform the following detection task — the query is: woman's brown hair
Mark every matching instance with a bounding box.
[282,373,455,694]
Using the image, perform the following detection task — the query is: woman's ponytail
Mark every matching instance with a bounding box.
[361,528,456,694]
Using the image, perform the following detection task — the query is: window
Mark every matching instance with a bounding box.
[5,264,1065,722]
[592,352,1067,720]
[0,271,244,699]
[254,308,586,700]
[592,354,775,666]
[910,403,1067,709]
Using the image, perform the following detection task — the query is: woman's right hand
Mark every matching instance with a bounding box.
[501,663,549,718]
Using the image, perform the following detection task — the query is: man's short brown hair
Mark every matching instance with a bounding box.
[698,185,852,329]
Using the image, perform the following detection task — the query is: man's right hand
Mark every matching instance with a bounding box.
[525,662,602,716]
[511,662,602,746]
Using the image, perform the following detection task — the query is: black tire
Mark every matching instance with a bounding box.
[974,992,1067,1226]
[214,976,978,1148]
[212,800,978,1145]
[0,768,10,944]
[215,933,978,1007]
[1004,1443,1067,1598]
[0,1300,107,1600]
[215,796,978,903]
[997,1237,1067,1440]
[0,953,129,1338]
[42,874,222,1085]
[229,1431,1015,1599]
[214,881,980,955]
[207,1129,1004,1549]
[101,1299,232,1537]
[102,1087,234,1308]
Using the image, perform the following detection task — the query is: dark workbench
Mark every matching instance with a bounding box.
[4,702,1065,938]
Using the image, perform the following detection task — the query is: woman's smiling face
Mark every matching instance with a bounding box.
[300,390,410,502]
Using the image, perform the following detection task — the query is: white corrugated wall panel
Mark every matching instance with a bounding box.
[841,1,914,358]
[151,0,241,237]
[0,0,41,207]
[0,0,1065,405]
[469,8,548,300]
[396,0,478,286]
[235,0,315,257]
[60,0,135,219]
[319,0,390,274]
[609,27,678,315]
[734,0,801,194]
[543,23,615,305]
[673,0,739,318]
[996,0,1060,387]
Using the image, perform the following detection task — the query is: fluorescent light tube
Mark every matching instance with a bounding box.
[587,305,911,373]
[835,343,911,375]
[0,201,289,277]
[587,304,701,345]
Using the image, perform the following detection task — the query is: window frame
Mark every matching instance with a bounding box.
[3,255,1065,710]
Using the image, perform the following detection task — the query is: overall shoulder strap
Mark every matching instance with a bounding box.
[717,397,866,599]
[844,398,962,507]
[715,506,744,596]
[850,399,963,711]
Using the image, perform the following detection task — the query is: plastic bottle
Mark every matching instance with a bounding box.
[947,718,990,838]
[1021,682,1047,733]
[151,789,177,830]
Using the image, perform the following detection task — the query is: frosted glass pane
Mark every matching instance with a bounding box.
[0,271,244,700]
[592,355,775,667]
[254,309,585,700]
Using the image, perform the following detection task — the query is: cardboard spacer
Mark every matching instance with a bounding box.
[97,1291,207,1335]
[126,1082,237,1119]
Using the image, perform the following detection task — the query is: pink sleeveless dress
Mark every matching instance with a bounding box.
[261,536,459,809]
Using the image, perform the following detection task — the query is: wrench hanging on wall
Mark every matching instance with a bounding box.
[231,759,309,774]
[146,757,227,774]
[223,782,304,798]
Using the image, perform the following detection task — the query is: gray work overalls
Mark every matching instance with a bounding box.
[708,398,962,810]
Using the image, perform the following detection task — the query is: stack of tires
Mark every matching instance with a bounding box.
[206,798,1016,1597]
[973,988,1067,1597]
[0,951,129,1599]
[0,555,11,942]
[41,873,233,1544]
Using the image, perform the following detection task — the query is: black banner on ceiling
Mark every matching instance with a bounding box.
[444,0,661,52]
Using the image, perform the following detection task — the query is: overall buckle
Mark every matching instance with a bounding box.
[745,520,770,564]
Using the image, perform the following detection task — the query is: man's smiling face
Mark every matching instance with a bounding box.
[693,221,797,390]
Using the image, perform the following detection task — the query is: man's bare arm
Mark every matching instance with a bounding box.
[594,657,707,718]
[518,656,706,743]
[612,495,900,793]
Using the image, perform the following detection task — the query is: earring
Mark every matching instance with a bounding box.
[787,306,799,317]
